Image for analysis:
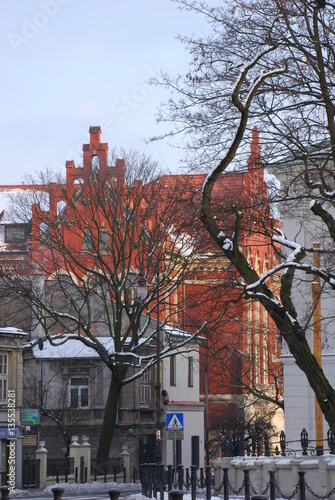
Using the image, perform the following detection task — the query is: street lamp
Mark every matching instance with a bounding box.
[136,264,162,464]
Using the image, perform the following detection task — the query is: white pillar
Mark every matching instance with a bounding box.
[35,441,47,489]
[81,436,91,482]
[69,436,81,481]
[119,445,130,482]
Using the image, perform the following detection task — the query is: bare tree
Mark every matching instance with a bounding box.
[0,150,204,458]
[154,0,335,428]
[23,358,105,457]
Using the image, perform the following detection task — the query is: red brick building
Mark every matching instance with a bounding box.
[0,125,283,460]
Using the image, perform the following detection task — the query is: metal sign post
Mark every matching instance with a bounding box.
[166,413,184,485]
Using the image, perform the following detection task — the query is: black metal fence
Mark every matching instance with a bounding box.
[215,467,335,500]
[90,458,123,483]
[22,457,40,489]
[221,427,335,458]
[140,463,213,500]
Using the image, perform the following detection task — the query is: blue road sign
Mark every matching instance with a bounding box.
[166,412,184,431]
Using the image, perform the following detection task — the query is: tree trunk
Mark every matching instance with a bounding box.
[97,378,122,459]
[282,326,335,429]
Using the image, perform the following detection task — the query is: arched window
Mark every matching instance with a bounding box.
[57,200,66,216]
[56,200,66,223]
[92,156,100,170]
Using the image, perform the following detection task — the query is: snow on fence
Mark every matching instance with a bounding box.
[214,455,335,500]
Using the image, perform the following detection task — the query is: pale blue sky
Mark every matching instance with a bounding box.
[0,0,206,184]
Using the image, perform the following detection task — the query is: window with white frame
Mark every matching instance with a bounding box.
[69,377,89,408]
[0,354,8,403]
[139,369,151,405]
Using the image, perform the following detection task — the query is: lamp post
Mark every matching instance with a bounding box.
[136,263,162,464]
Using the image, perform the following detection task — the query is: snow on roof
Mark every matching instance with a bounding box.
[32,337,115,359]
[0,327,28,336]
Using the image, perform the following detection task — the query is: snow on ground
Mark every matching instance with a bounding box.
[8,481,229,498]
[7,481,287,499]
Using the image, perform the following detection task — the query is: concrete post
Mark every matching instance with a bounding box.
[119,445,130,482]
[69,436,81,481]
[35,441,47,490]
[81,436,91,482]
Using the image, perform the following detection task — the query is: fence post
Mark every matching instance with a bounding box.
[185,468,190,490]
[168,465,173,493]
[269,470,276,500]
[35,441,47,490]
[206,465,211,500]
[141,464,147,496]
[298,471,306,500]
[280,431,286,456]
[244,469,250,500]
[223,468,229,500]
[177,465,183,491]
[148,463,154,498]
[191,465,197,500]
[200,468,204,488]
[159,463,165,500]
[300,429,309,456]
[152,463,158,498]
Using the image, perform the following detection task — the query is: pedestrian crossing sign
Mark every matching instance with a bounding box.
[166,412,184,431]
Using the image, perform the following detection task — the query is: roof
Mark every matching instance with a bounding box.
[29,324,198,359]
[0,327,28,336]
[31,337,115,359]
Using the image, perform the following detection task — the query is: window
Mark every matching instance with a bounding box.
[0,354,8,402]
[170,355,176,386]
[69,377,89,408]
[100,228,109,252]
[188,357,194,387]
[139,369,151,405]
[83,229,93,251]
[39,222,49,245]
[191,436,200,468]
[5,225,26,243]
[92,155,100,170]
